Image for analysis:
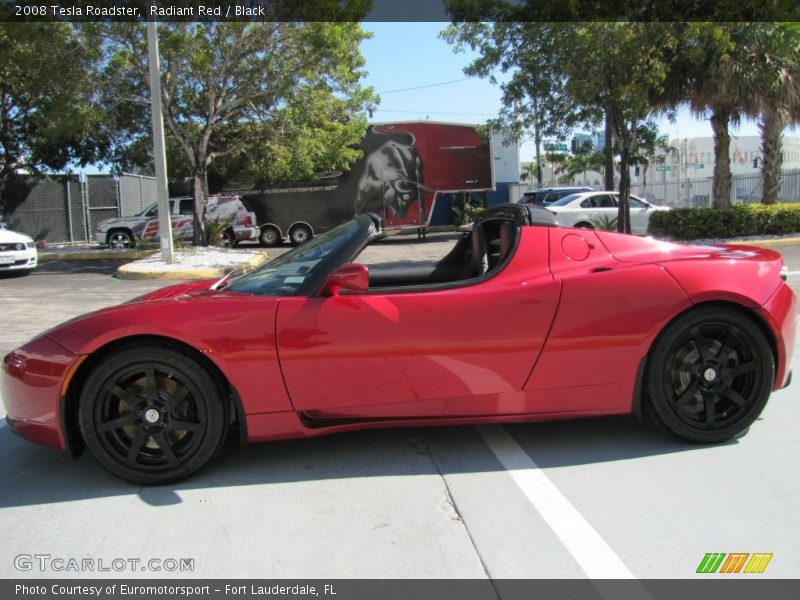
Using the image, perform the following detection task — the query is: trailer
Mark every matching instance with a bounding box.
[229,122,494,245]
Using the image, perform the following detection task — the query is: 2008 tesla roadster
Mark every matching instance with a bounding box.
[2,204,795,484]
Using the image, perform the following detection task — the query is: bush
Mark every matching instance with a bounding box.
[647,204,800,240]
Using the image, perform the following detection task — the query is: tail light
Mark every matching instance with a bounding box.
[243,214,254,227]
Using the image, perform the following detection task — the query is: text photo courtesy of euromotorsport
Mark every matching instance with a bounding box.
[15,583,333,597]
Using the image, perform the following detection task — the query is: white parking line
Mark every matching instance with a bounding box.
[478,424,635,579]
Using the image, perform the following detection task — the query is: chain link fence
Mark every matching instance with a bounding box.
[3,173,156,244]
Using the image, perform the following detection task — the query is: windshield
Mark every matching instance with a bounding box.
[226,217,373,296]
[548,193,582,207]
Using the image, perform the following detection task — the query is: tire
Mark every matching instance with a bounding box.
[288,223,312,246]
[221,229,236,248]
[259,226,281,247]
[107,230,135,249]
[646,307,774,443]
[78,345,229,484]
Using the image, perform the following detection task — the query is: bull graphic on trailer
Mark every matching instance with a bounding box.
[231,122,494,245]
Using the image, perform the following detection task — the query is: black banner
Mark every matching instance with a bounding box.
[1,0,799,23]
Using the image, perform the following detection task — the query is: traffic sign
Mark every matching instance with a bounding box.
[656,165,672,172]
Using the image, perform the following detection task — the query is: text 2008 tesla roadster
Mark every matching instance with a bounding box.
[2,204,795,484]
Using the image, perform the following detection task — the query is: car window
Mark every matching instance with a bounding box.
[178,200,194,215]
[628,196,645,208]
[580,199,592,208]
[227,219,363,296]
[594,195,616,208]
[140,204,158,217]
[543,192,560,202]
[548,193,582,207]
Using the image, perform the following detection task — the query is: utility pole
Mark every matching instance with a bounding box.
[147,20,174,263]
[604,108,614,191]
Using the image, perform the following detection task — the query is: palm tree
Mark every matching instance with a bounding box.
[734,24,800,204]
[657,23,748,209]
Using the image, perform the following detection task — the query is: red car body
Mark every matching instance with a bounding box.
[2,206,796,477]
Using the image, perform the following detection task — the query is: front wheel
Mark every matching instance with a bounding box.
[646,307,774,443]
[107,230,134,249]
[259,226,281,247]
[79,345,229,484]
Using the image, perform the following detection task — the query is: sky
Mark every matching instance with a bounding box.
[360,22,795,163]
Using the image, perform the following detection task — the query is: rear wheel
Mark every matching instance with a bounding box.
[79,345,228,484]
[646,307,774,443]
[288,223,312,246]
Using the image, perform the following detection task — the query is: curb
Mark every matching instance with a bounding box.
[115,251,269,281]
[739,237,800,248]
[39,250,158,262]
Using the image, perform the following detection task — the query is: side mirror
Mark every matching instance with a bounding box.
[321,263,369,296]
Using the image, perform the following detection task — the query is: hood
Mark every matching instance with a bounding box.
[0,228,34,244]
[131,279,218,302]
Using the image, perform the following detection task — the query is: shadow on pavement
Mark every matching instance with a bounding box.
[0,414,733,509]
[31,260,128,276]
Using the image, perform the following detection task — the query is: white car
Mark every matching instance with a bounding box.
[546,191,670,234]
[0,226,38,273]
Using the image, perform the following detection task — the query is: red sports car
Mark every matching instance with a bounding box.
[2,205,795,484]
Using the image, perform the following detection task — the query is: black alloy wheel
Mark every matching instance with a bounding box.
[79,346,228,484]
[646,307,774,443]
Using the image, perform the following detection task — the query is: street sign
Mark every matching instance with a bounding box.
[656,165,672,172]
[694,164,704,169]
[544,142,568,152]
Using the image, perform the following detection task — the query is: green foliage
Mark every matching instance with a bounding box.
[0,23,107,214]
[590,214,618,232]
[648,205,800,240]
[451,194,486,226]
[205,216,235,247]
[101,20,377,244]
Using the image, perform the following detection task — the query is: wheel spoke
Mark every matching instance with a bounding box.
[144,368,158,401]
[111,385,141,404]
[98,412,135,433]
[125,431,148,465]
[690,330,710,361]
[726,361,757,379]
[716,329,735,361]
[723,387,749,408]
[164,385,190,412]
[674,381,698,409]
[171,419,203,433]
[704,396,717,425]
[153,432,179,465]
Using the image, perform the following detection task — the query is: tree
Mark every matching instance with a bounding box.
[443,19,676,233]
[555,141,604,185]
[0,23,107,216]
[102,21,376,245]
[733,24,800,204]
[629,121,670,188]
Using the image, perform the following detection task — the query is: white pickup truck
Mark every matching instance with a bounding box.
[94,195,259,249]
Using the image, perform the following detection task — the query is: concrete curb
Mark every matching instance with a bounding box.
[740,237,800,248]
[115,251,269,281]
[39,250,158,262]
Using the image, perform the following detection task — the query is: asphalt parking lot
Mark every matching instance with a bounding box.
[0,238,799,579]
